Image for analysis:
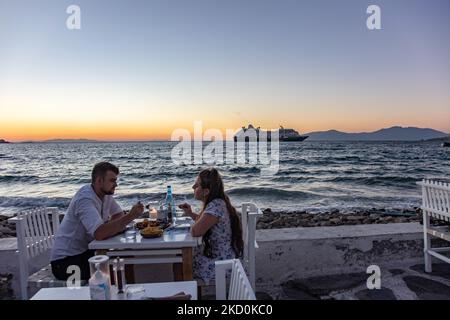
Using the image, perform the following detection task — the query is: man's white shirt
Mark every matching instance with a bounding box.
[51,184,122,261]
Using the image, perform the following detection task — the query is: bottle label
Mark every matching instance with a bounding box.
[90,284,108,300]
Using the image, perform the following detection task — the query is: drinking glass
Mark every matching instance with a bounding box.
[124,224,137,240]
[125,285,146,300]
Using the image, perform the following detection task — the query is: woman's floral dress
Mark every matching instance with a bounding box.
[193,198,235,284]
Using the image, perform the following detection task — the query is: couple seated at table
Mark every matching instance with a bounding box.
[50,162,243,286]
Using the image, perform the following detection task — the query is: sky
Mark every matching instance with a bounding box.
[0,0,449,141]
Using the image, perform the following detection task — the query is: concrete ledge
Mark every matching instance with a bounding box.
[0,238,19,298]
[255,223,426,286]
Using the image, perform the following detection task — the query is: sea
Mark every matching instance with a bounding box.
[0,141,449,216]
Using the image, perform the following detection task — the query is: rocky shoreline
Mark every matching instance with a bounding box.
[1,207,444,238]
[256,207,446,229]
[0,215,16,239]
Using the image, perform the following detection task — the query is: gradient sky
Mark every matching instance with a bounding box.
[1,0,449,141]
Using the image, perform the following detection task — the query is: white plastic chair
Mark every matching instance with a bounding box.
[417,179,450,272]
[215,259,256,300]
[241,202,263,290]
[14,207,61,299]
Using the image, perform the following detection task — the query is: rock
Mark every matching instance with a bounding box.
[348,216,364,221]
[380,216,394,223]
[0,226,13,234]
[330,218,341,224]
[355,288,397,300]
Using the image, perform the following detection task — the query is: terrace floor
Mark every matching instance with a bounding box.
[254,262,450,300]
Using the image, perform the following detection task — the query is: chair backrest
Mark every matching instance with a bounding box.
[215,259,256,300]
[15,207,60,299]
[240,203,263,290]
[418,179,450,221]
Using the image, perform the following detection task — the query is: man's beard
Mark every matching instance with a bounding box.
[102,187,115,195]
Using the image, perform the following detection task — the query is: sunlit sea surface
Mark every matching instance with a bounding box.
[0,141,449,216]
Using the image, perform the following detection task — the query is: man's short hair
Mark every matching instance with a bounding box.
[91,162,119,183]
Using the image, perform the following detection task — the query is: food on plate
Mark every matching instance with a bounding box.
[140,226,163,238]
[135,219,149,230]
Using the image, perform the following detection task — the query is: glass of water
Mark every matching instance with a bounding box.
[173,196,187,222]
[124,224,137,240]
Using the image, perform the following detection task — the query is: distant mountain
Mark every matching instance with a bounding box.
[44,139,100,143]
[305,126,450,141]
[0,139,10,144]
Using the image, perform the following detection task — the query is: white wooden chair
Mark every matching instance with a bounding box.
[195,203,262,298]
[215,259,256,300]
[417,179,450,272]
[241,202,263,290]
[14,207,64,299]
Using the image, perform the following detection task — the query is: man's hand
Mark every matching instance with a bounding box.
[94,202,144,241]
[129,202,144,219]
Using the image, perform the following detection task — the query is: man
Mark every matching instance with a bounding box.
[51,162,144,281]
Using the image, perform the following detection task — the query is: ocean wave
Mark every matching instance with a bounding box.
[0,196,71,209]
[124,171,197,180]
[0,175,41,183]
[324,175,420,186]
[227,166,261,174]
[227,187,319,199]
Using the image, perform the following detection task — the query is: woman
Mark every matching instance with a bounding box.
[179,167,244,284]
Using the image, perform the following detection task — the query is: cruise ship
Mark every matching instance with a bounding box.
[233,124,309,142]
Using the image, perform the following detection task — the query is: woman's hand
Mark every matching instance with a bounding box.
[178,203,193,216]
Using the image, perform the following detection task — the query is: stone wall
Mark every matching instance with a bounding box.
[254,222,426,286]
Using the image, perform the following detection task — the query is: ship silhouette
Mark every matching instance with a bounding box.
[233,124,309,142]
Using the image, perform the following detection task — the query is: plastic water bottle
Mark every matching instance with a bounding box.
[165,185,175,223]
[89,263,111,300]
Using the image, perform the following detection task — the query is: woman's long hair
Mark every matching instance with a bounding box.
[198,168,244,258]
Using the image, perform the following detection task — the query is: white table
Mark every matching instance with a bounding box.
[31,281,197,300]
[88,218,202,281]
